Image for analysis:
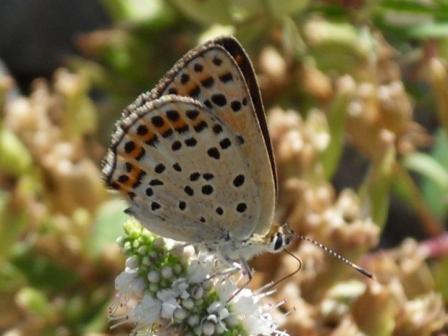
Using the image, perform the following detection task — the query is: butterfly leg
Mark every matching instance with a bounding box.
[225,258,253,303]
[207,266,239,282]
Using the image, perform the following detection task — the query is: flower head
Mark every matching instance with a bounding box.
[109,218,288,335]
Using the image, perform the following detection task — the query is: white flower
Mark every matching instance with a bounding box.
[161,297,179,319]
[115,270,145,298]
[157,288,178,301]
[186,252,215,283]
[125,255,140,271]
[215,278,237,302]
[229,288,288,336]
[129,293,162,328]
[111,221,289,335]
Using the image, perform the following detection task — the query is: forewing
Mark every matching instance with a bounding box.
[103,96,262,243]
[124,37,276,236]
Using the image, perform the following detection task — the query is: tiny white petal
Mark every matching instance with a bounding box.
[192,286,204,299]
[182,298,195,310]
[147,270,160,283]
[187,253,214,283]
[115,271,145,298]
[173,308,187,321]
[125,256,140,270]
[202,321,215,335]
[157,288,177,301]
[124,266,138,274]
[215,279,236,302]
[149,283,159,292]
[123,241,132,251]
[202,279,212,290]
[153,237,165,248]
[194,325,202,335]
[207,301,222,314]
[183,245,195,259]
[161,266,173,279]
[218,307,230,320]
[174,264,183,274]
[215,322,226,334]
[137,245,147,255]
[232,289,258,315]
[129,293,161,327]
[161,297,178,319]
[115,236,124,245]
[188,314,199,326]
[187,260,207,283]
[162,237,177,249]
[180,290,190,300]
[174,278,189,292]
[225,315,239,327]
[206,314,218,323]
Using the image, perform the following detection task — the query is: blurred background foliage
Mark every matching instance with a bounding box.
[0,0,448,335]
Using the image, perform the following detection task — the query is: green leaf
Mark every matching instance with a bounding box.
[402,151,448,191]
[0,127,32,176]
[13,251,79,291]
[102,0,174,24]
[405,22,448,39]
[16,287,52,317]
[321,76,355,180]
[266,0,309,18]
[360,146,395,229]
[282,16,307,59]
[88,199,128,257]
[379,0,436,13]
[0,192,28,263]
[433,258,448,301]
[419,129,448,219]
[170,0,233,25]
[0,261,27,292]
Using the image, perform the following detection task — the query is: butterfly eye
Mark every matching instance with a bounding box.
[270,233,284,252]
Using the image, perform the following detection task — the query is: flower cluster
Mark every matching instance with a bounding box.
[109,218,288,336]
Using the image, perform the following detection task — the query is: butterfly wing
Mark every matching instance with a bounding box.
[103,95,263,243]
[213,36,277,191]
[124,37,276,237]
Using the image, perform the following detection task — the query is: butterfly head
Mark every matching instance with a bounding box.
[265,223,295,253]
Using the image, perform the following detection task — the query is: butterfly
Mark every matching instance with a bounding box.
[102,36,294,278]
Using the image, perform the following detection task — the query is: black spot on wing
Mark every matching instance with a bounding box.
[184,185,194,196]
[236,203,247,213]
[151,202,161,211]
[151,116,164,127]
[233,174,245,187]
[202,185,213,195]
[207,147,220,160]
[171,141,182,151]
[211,94,227,107]
[186,109,199,120]
[190,172,200,181]
[173,163,182,172]
[231,101,242,112]
[166,110,180,122]
[124,141,135,153]
[201,77,214,88]
[185,137,197,147]
[146,187,153,197]
[219,138,231,150]
[155,163,166,174]
[219,72,233,83]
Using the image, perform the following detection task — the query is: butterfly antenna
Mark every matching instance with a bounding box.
[296,234,373,279]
